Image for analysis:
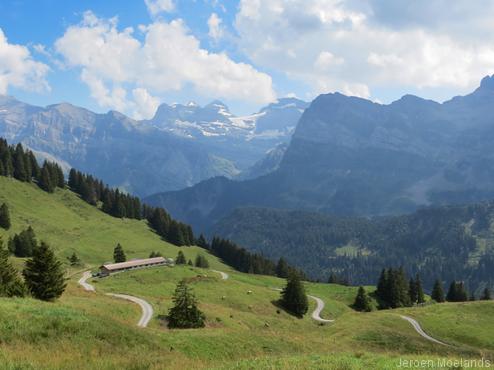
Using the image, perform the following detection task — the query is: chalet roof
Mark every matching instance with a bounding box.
[101,257,166,271]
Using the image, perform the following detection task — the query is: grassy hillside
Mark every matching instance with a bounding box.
[1,176,493,369]
[0,176,227,270]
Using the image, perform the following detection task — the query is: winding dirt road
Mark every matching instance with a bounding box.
[78,271,95,292]
[211,270,229,280]
[400,315,448,346]
[106,293,154,328]
[78,271,154,328]
[308,295,334,323]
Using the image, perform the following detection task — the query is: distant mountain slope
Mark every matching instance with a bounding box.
[213,205,494,292]
[0,96,307,196]
[146,75,494,229]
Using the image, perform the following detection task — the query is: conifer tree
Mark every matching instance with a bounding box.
[194,254,209,268]
[168,221,185,246]
[447,281,468,302]
[431,279,445,302]
[0,203,11,230]
[23,241,66,301]
[9,227,37,257]
[175,251,186,265]
[196,234,209,249]
[39,164,54,193]
[416,274,425,304]
[113,243,126,263]
[279,272,308,317]
[409,278,418,304]
[276,257,289,278]
[353,286,372,312]
[13,144,28,182]
[0,239,25,297]
[481,287,491,300]
[187,259,193,266]
[68,252,81,266]
[167,280,205,328]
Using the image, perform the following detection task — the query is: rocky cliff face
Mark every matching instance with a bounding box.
[0,96,307,196]
[145,75,494,231]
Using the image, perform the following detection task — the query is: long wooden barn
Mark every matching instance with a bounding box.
[99,257,172,276]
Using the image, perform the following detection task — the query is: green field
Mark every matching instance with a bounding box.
[1,177,493,369]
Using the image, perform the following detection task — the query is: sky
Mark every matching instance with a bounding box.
[1,0,494,118]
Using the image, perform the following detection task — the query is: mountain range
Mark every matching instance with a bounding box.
[0,96,307,196]
[145,75,494,232]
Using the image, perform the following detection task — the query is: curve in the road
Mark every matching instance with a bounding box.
[78,271,95,292]
[106,293,154,328]
[78,271,154,328]
[271,288,333,323]
[308,295,334,323]
[211,270,229,280]
[400,315,448,346]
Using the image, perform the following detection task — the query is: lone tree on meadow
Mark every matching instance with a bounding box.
[0,203,11,230]
[167,279,205,329]
[279,272,308,317]
[113,243,126,263]
[68,252,81,266]
[0,239,25,297]
[353,286,372,312]
[194,254,209,268]
[175,251,186,265]
[431,279,445,303]
[23,241,66,301]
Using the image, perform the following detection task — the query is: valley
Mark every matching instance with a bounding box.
[0,176,493,369]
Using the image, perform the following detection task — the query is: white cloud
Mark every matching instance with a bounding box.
[55,11,275,118]
[144,0,175,16]
[208,13,224,42]
[235,0,494,101]
[132,88,160,119]
[0,29,50,95]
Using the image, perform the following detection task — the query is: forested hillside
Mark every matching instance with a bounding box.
[213,205,494,293]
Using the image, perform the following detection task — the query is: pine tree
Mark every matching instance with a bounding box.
[431,279,445,302]
[353,286,372,312]
[0,239,25,297]
[68,252,81,266]
[0,203,11,230]
[409,278,418,304]
[187,259,193,266]
[416,274,425,304]
[113,243,126,263]
[447,281,468,302]
[279,272,308,317]
[276,257,289,278]
[167,280,205,329]
[175,251,186,265]
[195,254,209,268]
[13,144,28,182]
[23,241,66,301]
[376,268,390,308]
[481,287,491,300]
[10,227,38,257]
[196,234,209,249]
[39,165,55,193]
[168,221,185,246]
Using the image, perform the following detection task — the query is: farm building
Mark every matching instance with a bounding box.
[99,257,173,276]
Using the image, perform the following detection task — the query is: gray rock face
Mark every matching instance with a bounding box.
[145,75,494,232]
[0,96,307,196]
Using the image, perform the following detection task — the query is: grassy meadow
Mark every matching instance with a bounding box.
[1,177,493,369]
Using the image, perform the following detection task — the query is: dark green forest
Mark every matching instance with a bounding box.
[213,206,494,293]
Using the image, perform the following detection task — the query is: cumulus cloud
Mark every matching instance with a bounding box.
[0,29,50,95]
[235,0,494,100]
[208,13,224,42]
[144,0,175,16]
[55,11,275,118]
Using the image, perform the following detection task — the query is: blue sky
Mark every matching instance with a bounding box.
[1,0,493,118]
